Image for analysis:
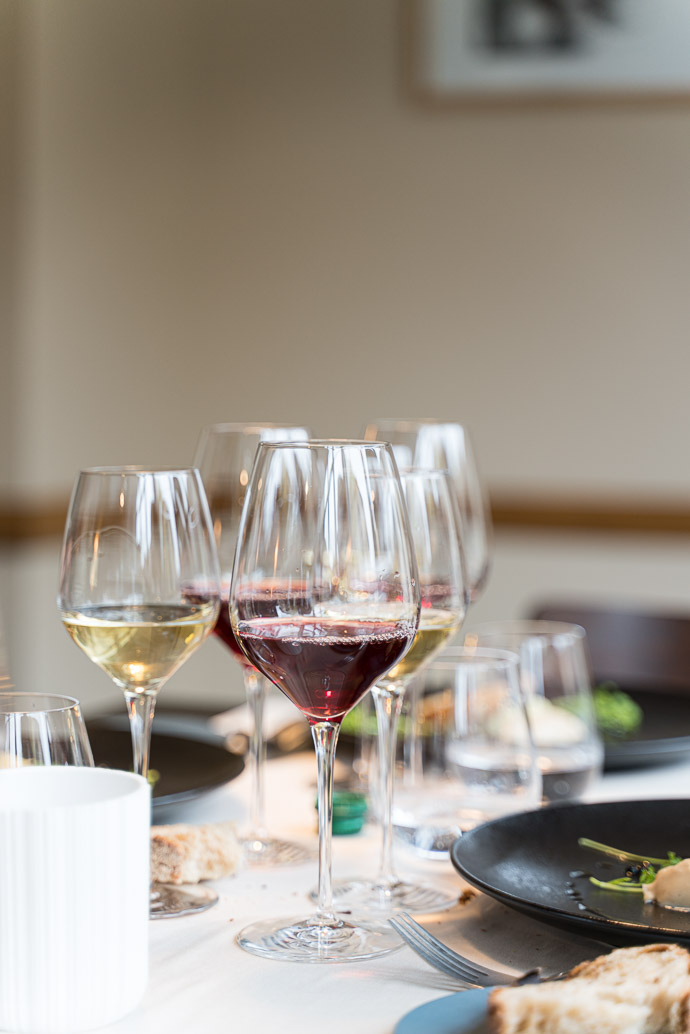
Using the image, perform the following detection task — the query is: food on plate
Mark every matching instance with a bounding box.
[488,943,690,1034]
[150,821,241,885]
[592,682,643,740]
[578,838,682,896]
[644,859,690,909]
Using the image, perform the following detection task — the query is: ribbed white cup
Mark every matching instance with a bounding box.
[0,766,150,1033]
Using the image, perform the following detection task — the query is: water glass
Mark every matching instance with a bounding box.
[0,693,93,767]
[466,621,604,802]
[392,648,541,858]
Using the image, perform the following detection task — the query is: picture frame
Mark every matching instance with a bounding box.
[406,0,690,106]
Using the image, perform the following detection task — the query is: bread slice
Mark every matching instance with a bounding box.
[488,944,690,1034]
[150,821,241,885]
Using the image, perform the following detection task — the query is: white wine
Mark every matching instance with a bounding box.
[62,602,218,693]
[380,608,461,685]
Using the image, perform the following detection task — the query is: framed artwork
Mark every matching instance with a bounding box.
[408,0,690,104]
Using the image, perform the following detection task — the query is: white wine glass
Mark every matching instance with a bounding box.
[466,621,604,803]
[194,422,312,866]
[58,467,221,918]
[364,418,492,602]
[230,440,420,962]
[329,469,468,914]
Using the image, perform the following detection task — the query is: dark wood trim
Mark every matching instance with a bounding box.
[3,493,690,542]
[490,496,690,534]
[0,500,68,542]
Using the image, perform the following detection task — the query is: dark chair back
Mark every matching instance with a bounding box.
[530,604,690,693]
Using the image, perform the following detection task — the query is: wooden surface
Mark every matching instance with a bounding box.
[5,494,690,542]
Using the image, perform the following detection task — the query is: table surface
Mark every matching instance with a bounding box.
[101,721,690,1034]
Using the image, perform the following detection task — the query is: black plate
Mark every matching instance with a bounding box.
[451,799,690,945]
[86,723,244,808]
[604,690,690,769]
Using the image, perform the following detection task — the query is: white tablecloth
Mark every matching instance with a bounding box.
[99,741,690,1034]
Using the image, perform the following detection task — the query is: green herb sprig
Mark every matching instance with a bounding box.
[578,837,682,894]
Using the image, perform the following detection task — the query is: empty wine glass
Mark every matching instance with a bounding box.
[230,440,420,962]
[195,422,312,866]
[364,418,492,602]
[392,648,541,857]
[329,469,468,914]
[58,467,221,917]
[0,693,94,767]
[465,621,604,803]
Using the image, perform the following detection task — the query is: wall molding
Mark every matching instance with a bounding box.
[4,493,690,543]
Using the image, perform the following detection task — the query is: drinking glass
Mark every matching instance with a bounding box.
[364,418,492,602]
[230,440,420,962]
[0,693,94,767]
[392,649,541,857]
[329,469,468,914]
[466,621,604,803]
[58,467,221,917]
[195,422,311,866]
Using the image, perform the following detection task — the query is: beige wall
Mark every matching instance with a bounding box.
[4,0,690,709]
[7,0,690,497]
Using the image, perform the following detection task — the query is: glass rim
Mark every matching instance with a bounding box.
[431,646,521,668]
[465,620,587,641]
[77,465,200,477]
[255,439,393,451]
[0,692,82,715]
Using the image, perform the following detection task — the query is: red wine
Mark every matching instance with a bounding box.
[235,617,416,723]
[213,603,251,666]
[213,583,321,667]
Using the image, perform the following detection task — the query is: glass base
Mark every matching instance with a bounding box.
[150,883,219,919]
[236,912,403,962]
[326,876,458,916]
[242,834,314,867]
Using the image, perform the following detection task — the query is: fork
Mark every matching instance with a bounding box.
[389,912,549,987]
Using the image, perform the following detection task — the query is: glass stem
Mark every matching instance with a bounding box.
[243,668,267,838]
[311,721,340,924]
[372,683,405,888]
[125,691,156,779]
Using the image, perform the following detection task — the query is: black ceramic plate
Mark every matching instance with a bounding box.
[451,800,690,945]
[604,690,690,769]
[86,722,244,808]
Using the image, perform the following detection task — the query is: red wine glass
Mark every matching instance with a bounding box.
[195,423,312,866]
[230,440,420,962]
[364,418,492,603]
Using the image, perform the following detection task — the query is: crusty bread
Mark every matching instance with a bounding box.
[488,944,690,1034]
[150,821,241,885]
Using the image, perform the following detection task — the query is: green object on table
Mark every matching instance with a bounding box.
[317,790,368,835]
[593,681,643,740]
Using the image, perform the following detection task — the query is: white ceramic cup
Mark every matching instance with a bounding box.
[0,766,150,1034]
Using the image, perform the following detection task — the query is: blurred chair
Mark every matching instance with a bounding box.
[529,603,690,693]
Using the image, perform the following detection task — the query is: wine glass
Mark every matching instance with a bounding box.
[465,621,604,803]
[364,418,492,602]
[58,467,221,917]
[0,693,94,767]
[194,422,312,866]
[329,469,468,914]
[230,440,420,962]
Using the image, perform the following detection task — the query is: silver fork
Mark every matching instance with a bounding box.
[389,912,549,987]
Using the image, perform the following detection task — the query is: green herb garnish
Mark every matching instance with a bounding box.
[578,837,682,893]
[592,682,643,740]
